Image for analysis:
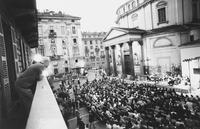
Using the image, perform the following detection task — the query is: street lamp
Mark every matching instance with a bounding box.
[183,58,193,93]
[194,56,200,89]
[146,57,150,75]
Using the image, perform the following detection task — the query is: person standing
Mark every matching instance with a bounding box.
[15,57,49,118]
[79,119,85,129]
[89,110,96,129]
[125,120,132,129]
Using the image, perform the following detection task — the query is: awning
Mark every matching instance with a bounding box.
[3,0,38,48]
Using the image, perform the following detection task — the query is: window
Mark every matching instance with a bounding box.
[71,19,75,22]
[100,45,103,49]
[73,46,79,56]
[38,45,45,56]
[118,10,121,15]
[158,8,166,23]
[190,35,194,41]
[90,46,93,49]
[132,1,136,8]
[62,40,66,45]
[11,28,16,43]
[50,26,53,30]
[153,38,172,48]
[84,41,87,45]
[101,51,104,56]
[73,38,77,44]
[90,40,93,45]
[38,26,43,35]
[51,39,55,43]
[39,38,43,45]
[72,26,76,34]
[85,46,89,57]
[157,1,168,24]
[132,13,138,21]
[54,68,58,74]
[65,67,68,73]
[128,4,130,10]
[61,26,65,34]
[91,52,94,56]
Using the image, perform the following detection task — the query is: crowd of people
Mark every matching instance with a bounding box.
[49,75,86,128]
[78,77,200,129]
[49,71,200,129]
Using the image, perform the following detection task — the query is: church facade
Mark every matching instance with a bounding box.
[103,0,200,89]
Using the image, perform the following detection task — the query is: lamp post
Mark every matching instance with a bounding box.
[194,56,200,89]
[183,58,193,93]
[146,57,150,75]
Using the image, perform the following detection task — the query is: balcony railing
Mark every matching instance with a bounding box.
[26,77,67,129]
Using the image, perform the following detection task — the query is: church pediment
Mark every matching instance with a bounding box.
[103,28,127,41]
[103,27,145,42]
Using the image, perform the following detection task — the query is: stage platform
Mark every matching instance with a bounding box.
[109,76,190,94]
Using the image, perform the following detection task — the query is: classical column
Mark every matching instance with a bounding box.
[111,45,117,76]
[128,41,135,79]
[105,47,111,76]
[139,40,145,75]
[119,43,125,77]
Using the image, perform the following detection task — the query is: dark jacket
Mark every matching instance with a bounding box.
[15,63,44,93]
[79,120,85,129]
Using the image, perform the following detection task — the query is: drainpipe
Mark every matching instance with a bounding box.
[182,0,185,24]
[150,2,154,29]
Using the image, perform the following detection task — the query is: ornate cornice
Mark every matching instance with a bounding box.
[116,0,158,24]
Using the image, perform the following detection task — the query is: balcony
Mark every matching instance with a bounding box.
[50,55,61,61]
[2,77,67,129]
[49,30,57,38]
[26,77,67,129]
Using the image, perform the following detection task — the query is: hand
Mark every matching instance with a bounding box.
[39,74,44,81]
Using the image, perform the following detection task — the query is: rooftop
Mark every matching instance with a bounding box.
[2,0,38,48]
[38,10,81,20]
[82,32,107,36]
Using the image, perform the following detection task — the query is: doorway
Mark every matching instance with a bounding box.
[124,55,132,75]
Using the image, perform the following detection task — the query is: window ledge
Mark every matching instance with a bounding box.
[26,77,67,129]
[157,21,169,25]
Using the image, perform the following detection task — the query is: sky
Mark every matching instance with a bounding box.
[37,0,127,32]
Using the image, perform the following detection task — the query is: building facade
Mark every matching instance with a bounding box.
[37,10,84,74]
[103,0,200,89]
[0,0,38,121]
[82,32,106,69]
